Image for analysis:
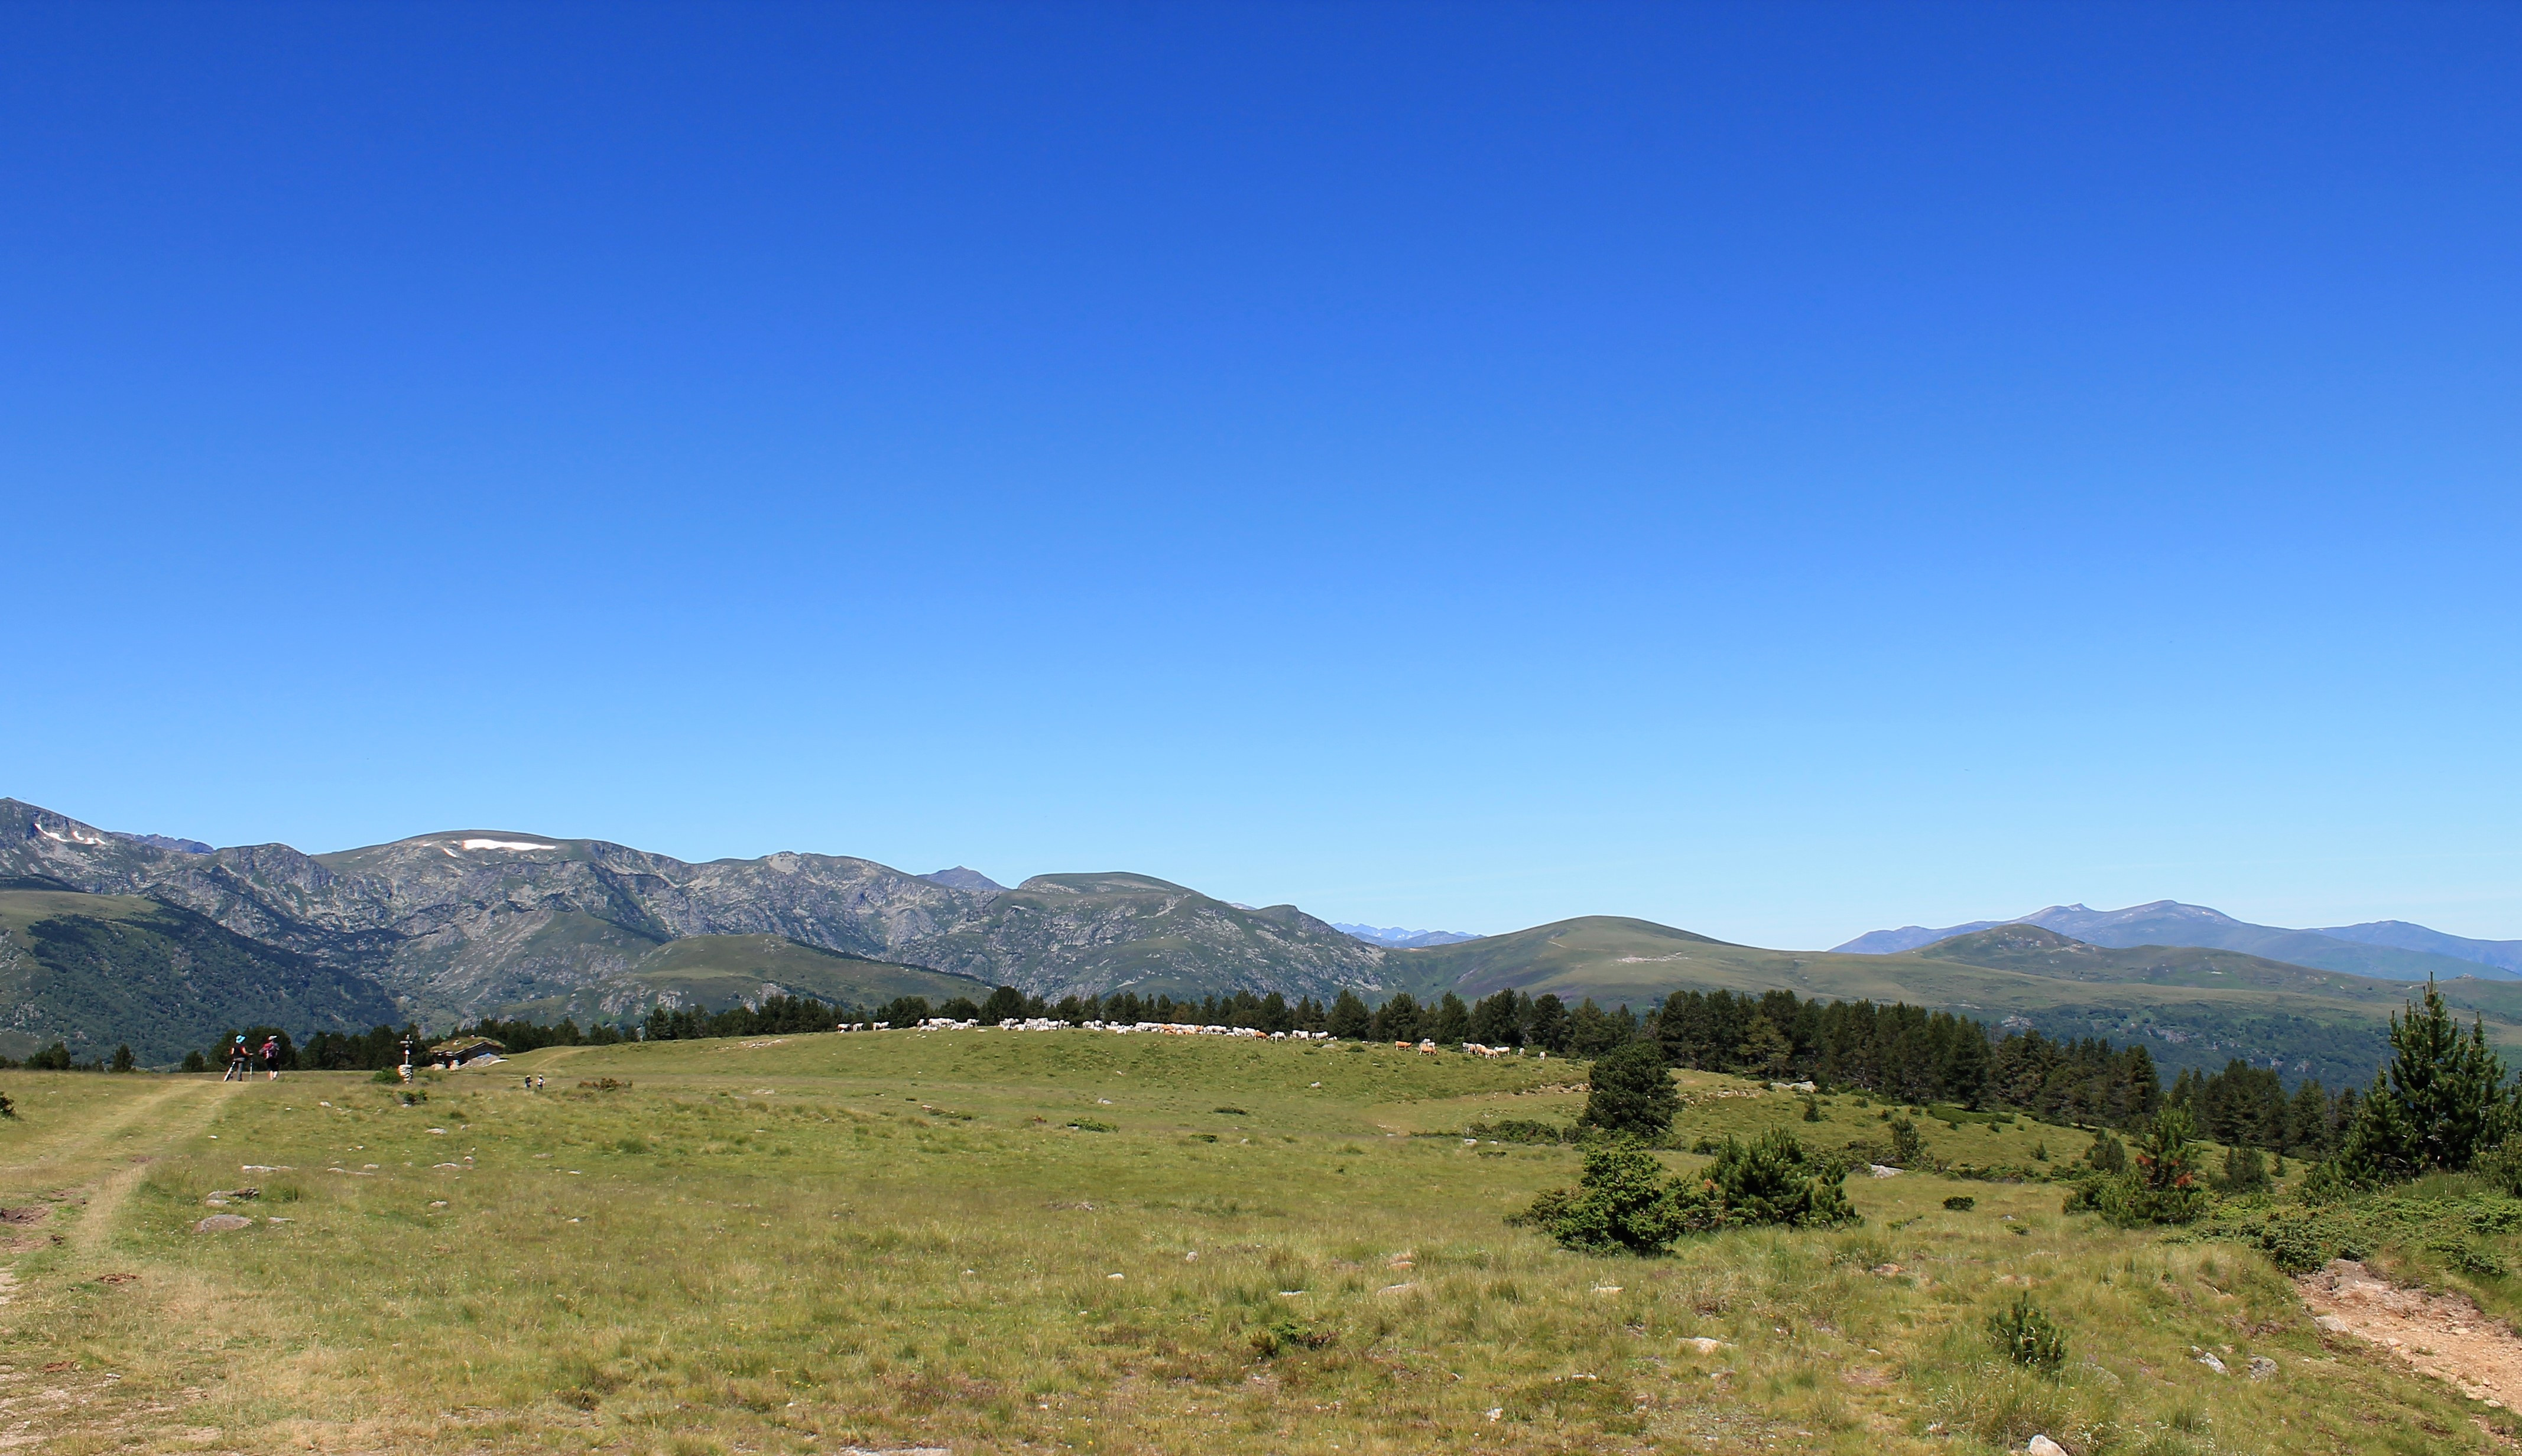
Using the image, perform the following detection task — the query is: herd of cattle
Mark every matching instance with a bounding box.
[826,1019,1545,1055]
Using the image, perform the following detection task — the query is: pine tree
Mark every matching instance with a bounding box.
[1940,1023,1992,1109]
[1580,1041,1680,1141]
[1372,993,1424,1043]
[2337,977,2513,1181]
[1326,990,1371,1040]
[1430,993,1471,1045]
[1527,993,1570,1053]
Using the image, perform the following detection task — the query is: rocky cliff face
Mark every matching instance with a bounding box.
[0,800,1386,1019]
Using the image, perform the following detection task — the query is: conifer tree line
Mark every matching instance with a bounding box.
[2164,1060,2358,1160]
[1648,989,2161,1126]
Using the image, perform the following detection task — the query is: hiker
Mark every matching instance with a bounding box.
[225,1035,249,1081]
[534,1075,544,1091]
[261,1036,281,1080]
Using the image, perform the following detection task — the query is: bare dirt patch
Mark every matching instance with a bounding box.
[2300,1258,2522,1408]
[0,1208,47,1226]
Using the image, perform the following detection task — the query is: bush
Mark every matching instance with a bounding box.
[2221,1144,2270,1194]
[1888,1116,1924,1168]
[1986,1295,2067,1373]
[2081,1127,2127,1174]
[2431,1236,2508,1279]
[2475,1139,2522,1198]
[181,1050,207,1074]
[1512,1146,1684,1254]
[1066,1118,1115,1132]
[1677,1129,1859,1231]
[1579,1042,1680,1141]
[2247,1211,2339,1273]
[0,1092,13,1120]
[1943,1195,1976,1211]
[1470,1119,1572,1145]
[1250,1315,1335,1357]
[2065,1109,2208,1227]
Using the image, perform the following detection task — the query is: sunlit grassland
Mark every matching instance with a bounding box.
[0,1034,2502,1454]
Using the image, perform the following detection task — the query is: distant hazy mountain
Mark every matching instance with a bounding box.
[920,866,1008,893]
[2315,921,2522,976]
[115,833,213,854]
[1335,923,1482,948]
[1833,901,2516,982]
[1835,921,2007,954]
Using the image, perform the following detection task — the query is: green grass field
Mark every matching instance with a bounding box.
[0,1032,2505,1454]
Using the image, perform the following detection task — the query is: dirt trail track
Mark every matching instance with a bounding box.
[3,1081,224,1250]
[0,1080,228,1450]
[2301,1258,2522,1410]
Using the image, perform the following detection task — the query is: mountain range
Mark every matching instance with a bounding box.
[1330,923,1483,948]
[1833,901,2520,982]
[8,796,2518,1087]
[0,799,1386,1059]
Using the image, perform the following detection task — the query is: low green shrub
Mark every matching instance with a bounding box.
[1250,1315,1335,1357]
[2219,1145,2270,1194]
[1512,1146,1682,1254]
[1676,1129,1859,1232]
[1066,1118,1116,1133]
[1943,1195,1976,1211]
[1986,1295,2067,1374]
[2064,1109,2206,1227]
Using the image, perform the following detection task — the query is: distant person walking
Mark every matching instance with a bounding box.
[224,1035,249,1081]
[261,1036,281,1080]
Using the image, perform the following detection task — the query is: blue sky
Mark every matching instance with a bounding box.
[5,2,2518,948]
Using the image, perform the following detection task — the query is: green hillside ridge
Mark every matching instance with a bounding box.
[1386,915,2522,1087]
[1910,924,2522,1024]
[0,888,398,1064]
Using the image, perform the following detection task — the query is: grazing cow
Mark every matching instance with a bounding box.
[1416,1039,1439,1054]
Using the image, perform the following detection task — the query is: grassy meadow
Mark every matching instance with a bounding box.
[0,1031,2504,1454]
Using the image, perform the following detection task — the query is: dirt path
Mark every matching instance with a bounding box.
[0,1080,230,1450]
[2300,1258,2522,1408]
[1,1078,224,1194]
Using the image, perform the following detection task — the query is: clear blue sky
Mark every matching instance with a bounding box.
[6,2,2518,949]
